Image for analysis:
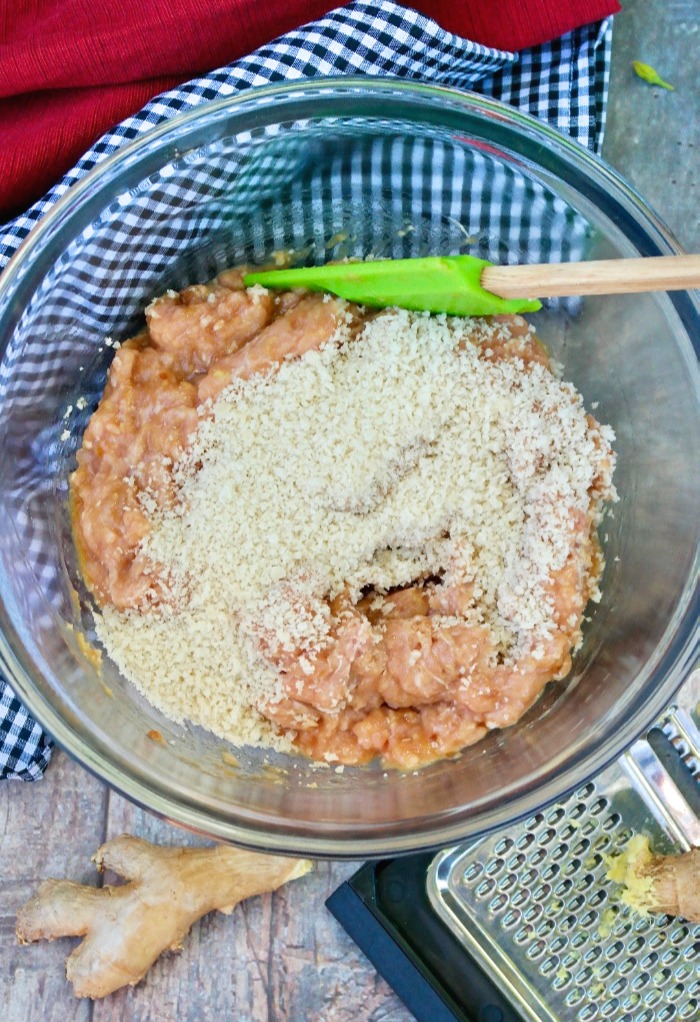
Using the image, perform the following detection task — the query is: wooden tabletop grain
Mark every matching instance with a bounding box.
[1,2,696,1019]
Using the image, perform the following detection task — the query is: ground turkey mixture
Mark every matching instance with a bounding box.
[71,268,616,769]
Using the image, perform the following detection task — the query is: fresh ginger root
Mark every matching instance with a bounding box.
[607,835,700,922]
[16,835,312,999]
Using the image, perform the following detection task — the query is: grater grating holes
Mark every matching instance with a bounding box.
[630,971,652,991]
[525,812,546,830]
[574,965,594,984]
[609,977,628,996]
[488,893,508,914]
[587,888,608,908]
[661,720,699,775]
[506,852,527,871]
[462,862,482,882]
[501,909,521,930]
[601,811,622,831]
[485,857,505,876]
[525,939,547,961]
[618,956,637,975]
[577,1004,597,1021]
[560,912,582,932]
[578,908,598,928]
[509,888,529,909]
[554,877,574,897]
[474,878,496,899]
[516,831,536,851]
[540,954,559,975]
[552,968,571,990]
[600,997,620,1016]
[523,903,544,924]
[669,923,691,944]
[566,986,586,1007]
[529,847,549,866]
[498,871,519,892]
[493,836,515,855]
[437,734,700,1022]
[563,858,583,877]
[520,866,539,886]
[513,925,532,945]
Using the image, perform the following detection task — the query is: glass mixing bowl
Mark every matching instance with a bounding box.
[0,80,697,857]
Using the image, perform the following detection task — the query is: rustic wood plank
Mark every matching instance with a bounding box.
[92,791,412,1021]
[0,749,108,1022]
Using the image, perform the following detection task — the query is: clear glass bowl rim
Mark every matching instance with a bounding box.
[0,78,698,857]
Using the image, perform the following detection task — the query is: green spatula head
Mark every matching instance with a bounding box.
[243,256,541,317]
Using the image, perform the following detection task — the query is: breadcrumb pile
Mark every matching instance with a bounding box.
[96,307,615,750]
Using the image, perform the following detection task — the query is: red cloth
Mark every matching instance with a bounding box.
[0,1,619,220]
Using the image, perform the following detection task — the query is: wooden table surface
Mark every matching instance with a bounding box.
[1,2,697,1019]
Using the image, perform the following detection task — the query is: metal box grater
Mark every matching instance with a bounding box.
[427,670,700,1022]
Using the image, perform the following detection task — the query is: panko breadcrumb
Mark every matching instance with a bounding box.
[88,300,616,764]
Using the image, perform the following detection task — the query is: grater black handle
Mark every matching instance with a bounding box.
[327,854,525,1022]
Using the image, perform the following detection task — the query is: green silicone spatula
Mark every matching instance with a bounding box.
[243,254,700,316]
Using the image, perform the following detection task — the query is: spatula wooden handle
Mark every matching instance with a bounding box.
[482,254,700,300]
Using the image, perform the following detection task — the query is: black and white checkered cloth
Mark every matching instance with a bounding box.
[0,0,612,780]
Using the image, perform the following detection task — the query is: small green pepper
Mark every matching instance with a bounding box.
[633,61,675,91]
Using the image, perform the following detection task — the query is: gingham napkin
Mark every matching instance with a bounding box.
[0,0,612,780]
